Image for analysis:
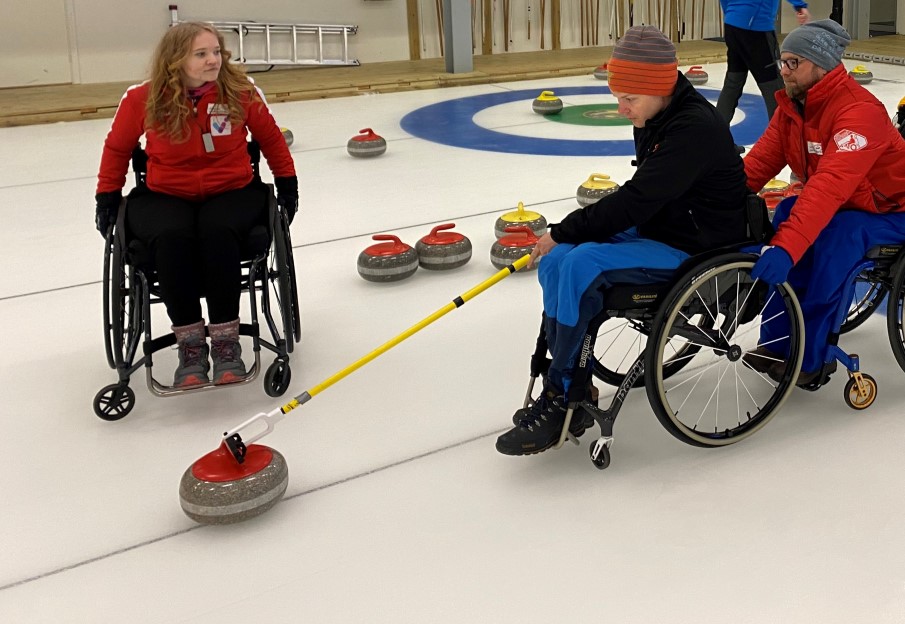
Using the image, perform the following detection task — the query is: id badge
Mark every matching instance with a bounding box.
[202,132,215,153]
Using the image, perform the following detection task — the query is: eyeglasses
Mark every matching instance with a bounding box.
[777,57,801,71]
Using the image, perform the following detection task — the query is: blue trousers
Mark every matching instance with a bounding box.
[538,229,689,392]
[762,197,905,372]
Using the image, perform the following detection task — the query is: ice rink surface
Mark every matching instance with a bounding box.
[1,63,905,623]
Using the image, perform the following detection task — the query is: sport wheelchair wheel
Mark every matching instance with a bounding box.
[270,204,301,350]
[840,274,886,334]
[593,317,705,388]
[102,225,144,373]
[885,262,905,374]
[645,255,804,447]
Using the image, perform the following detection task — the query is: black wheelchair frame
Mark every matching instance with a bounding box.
[94,141,301,421]
[522,197,905,470]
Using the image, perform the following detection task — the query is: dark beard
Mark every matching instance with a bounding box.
[785,83,805,101]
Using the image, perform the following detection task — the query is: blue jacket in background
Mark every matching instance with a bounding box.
[720,0,808,32]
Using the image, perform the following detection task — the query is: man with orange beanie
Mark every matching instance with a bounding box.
[496,26,750,456]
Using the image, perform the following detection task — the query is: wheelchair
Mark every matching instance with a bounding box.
[94,141,301,421]
[523,201,905,470]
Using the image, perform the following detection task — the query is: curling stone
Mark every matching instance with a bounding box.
[347,128,387,158]
[494,202,547,239]
[848,65,873,85]
[758,178,790,215]
[491,226,539,271]
[357,234,419,282]
[281,127,294,147]
[415,223,472,270]
[785,180,803,198]
[180,443,288,525]
[684,65,709,86]
[576,173,620,207]
[594,63,608,80]
[532,91,563,115]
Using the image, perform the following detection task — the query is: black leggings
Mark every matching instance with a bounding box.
[126,183,267,326]
[723,23,781,83]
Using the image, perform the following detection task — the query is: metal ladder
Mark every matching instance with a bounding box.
[169,5,360,67]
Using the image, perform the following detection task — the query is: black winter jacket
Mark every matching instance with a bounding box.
[550,73,748,255]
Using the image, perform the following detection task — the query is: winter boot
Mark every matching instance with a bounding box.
[209,318,247,385]
[497,384,594,456]
[173,320,210,387]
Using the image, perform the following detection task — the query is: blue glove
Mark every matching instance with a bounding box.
[751,246,793,285]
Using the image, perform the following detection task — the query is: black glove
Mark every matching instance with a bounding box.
[95,191,122,238]
[274,176,299,225]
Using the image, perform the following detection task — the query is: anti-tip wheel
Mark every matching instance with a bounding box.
[93,384,135,421]
[844,374,877,410]
[180,443,288,524]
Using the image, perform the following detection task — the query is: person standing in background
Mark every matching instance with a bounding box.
[716,0,810,125]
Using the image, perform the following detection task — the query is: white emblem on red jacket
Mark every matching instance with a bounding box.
[833,129,868,152]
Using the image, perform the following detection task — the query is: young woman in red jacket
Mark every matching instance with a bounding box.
[95,22,298,388]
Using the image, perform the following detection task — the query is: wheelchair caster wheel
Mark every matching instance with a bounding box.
[844,373,877,410]
[264,359,292,397]
[93,384,135,421]
[589,438,611,470]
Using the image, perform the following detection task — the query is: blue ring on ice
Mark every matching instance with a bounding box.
[400,86,767,156]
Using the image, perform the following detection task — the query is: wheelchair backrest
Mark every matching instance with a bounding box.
[129,139,263,187]
[745,192,774,245]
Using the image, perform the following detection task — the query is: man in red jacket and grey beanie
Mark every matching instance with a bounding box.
[742,19,905,386]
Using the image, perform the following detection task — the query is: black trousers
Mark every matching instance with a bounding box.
[723,23,781,83]
[126,183,267,326]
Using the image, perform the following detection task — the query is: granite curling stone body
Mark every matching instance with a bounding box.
[415,223,473,270]
[180,443,288,524]
[347,128,387,158]
[576,174,620,207]
[494,202,547,239]
[758,178,790,214]
[594,64,608,80]
[357,234,419,282]
[848,65,873,85]
[684,66,708,85]
[532,91,563,115]
[280,127,294,147]
[491,226,539,270]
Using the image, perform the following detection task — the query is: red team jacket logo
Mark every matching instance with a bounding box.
[833,129,868,152]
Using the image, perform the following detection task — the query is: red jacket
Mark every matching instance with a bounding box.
[96,80,295,201]
[744,64,905,263]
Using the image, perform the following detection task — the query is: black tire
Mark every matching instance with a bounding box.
[840,276,886,334]
[105,230,144,371]
[93,384,136,421]
[264,359,292,397]
[645,256,805,447]
[271,205,301,351]
[887,264,905,374]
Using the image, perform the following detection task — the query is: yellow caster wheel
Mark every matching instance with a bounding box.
[844,373,877,410]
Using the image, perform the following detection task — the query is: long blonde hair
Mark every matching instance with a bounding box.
[145,22,260,141]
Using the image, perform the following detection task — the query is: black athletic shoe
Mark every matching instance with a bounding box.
[496,388,594,456]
